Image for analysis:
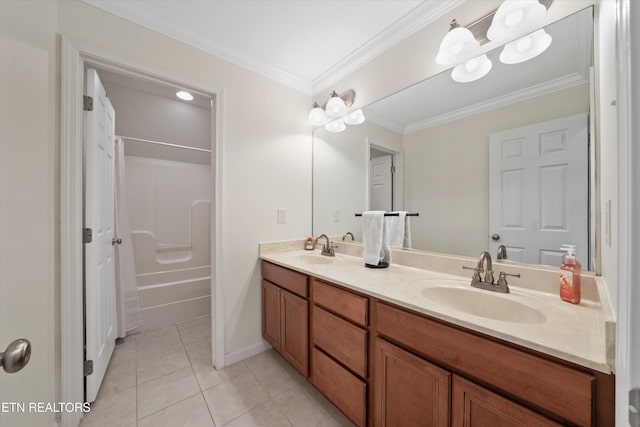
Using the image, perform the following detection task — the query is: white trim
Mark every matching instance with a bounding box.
[311,0,464,94]
[615,0,637,424]
[59,37,85,427]
[60,40,226,427]
[224,341,272,366]
[213,89,225,368]
[404,73,589,134]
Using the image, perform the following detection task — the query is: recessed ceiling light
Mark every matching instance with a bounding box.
[176,91,193,101]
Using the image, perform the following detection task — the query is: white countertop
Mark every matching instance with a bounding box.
[260,248,613,374]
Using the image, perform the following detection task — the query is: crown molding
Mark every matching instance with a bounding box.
[82,1,313,94]
[403,72,588,134]
[364,110,405,134]
[311,0,465,95]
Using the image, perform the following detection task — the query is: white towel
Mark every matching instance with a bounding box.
[386,211,412,249]
[362,211,391,266]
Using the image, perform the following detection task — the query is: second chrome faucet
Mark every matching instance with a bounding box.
[463,251,520,293]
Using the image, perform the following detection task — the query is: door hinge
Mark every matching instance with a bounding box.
[83,228,92,244]
[83,360,93,376]
[83,95,93,111]
[631,388,640,427]
[391,166,396,174]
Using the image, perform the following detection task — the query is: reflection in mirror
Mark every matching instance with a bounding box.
[312,7,595,270]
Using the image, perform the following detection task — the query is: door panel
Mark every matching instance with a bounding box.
[370,154,393,211]
[489,114,588,267]
[261,280,280,350]
[85,68,117,402]
[280,289,308,376]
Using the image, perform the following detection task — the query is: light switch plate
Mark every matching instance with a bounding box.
[333,210,341,223]
[277,208,287,224]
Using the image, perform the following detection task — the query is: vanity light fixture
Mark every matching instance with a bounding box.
[436,0,552,83]
[435,20,480,66]
[307,89,365,132]
[176,90,193,101]
[451,54,493,83]
[487,0,548,43]
[499,28,552,64]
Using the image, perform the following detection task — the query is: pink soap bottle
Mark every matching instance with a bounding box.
[559,244,581,304]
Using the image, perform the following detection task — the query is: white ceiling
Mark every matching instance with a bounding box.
[81,0,463,94]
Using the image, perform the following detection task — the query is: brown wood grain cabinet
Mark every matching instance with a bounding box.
[261,263,309,377]
[452,375,562,427]
[261,261,614,426]
[375,338,450,427]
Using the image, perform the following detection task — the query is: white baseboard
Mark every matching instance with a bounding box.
[224,340,272,366]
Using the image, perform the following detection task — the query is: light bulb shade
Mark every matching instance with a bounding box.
[325,93,347,118]
[324,119,346,133]
[451,54,493,83]
[435,26,480,65]
[306,105,327,126]
[487,0,547,42]
[499,29,552,64]
[343,109,365,125]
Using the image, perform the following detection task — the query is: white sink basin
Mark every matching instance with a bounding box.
[289,254,335,265]
[420,286,546,324]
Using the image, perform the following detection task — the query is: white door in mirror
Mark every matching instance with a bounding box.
[489,113,588,268]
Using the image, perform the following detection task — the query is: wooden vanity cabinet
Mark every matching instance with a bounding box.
[261,262,309,377]
[310,278,370,427]
[375,338,450,427]
[374,300,614,427]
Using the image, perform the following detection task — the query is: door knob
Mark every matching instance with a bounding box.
[1,339,31,373]
[490,233,501,241]
[112,237,122,245]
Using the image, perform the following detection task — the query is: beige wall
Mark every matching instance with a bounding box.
[313,121,403,240]
[404,84,590,256]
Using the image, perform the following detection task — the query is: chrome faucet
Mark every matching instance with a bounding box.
[496,245,508,260]
[314,234,336,257]
[462,251,518,293]
[342,231,355,241]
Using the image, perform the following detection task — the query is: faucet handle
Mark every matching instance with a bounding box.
[462,266,482,283]
[496,271,520,289]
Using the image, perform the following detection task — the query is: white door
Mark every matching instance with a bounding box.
[370,154,393,211]
[489,113,588,267]
[85,68,117,402]
[0,34,56,426]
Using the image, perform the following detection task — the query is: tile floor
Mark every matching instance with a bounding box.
[80,316,354,427]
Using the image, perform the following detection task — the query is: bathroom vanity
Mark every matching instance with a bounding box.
[260,242,614,427]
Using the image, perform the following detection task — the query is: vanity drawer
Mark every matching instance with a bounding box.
[312,279,368,326]
[375,301,594,427]
[312,347,366,427]
[262,261,308,298]
[312,305,367,378]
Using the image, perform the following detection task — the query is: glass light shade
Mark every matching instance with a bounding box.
[324,119,346,133]
[306,105,327,126]
[325,93,347,118]
[343,109,365,125]
[436,26,480,65]
[487,0,547,42]
[499,29,552,64]
[451,54,493,83]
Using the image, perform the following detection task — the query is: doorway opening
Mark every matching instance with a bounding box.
[367,142,403,212]
[60,39,224,427]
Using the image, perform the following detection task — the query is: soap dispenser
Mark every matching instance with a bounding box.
[559,244,581,304]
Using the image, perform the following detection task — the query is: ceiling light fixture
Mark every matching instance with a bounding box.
[307,89,365,132]
[436,0,553,83]
[176,90,194,101]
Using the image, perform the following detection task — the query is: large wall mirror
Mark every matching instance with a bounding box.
[313,6,596,271]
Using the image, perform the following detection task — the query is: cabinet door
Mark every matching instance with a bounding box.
[375,338,450,427]
[262,280,281,351]
[452,375,562,427]
[280,289,308,376]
